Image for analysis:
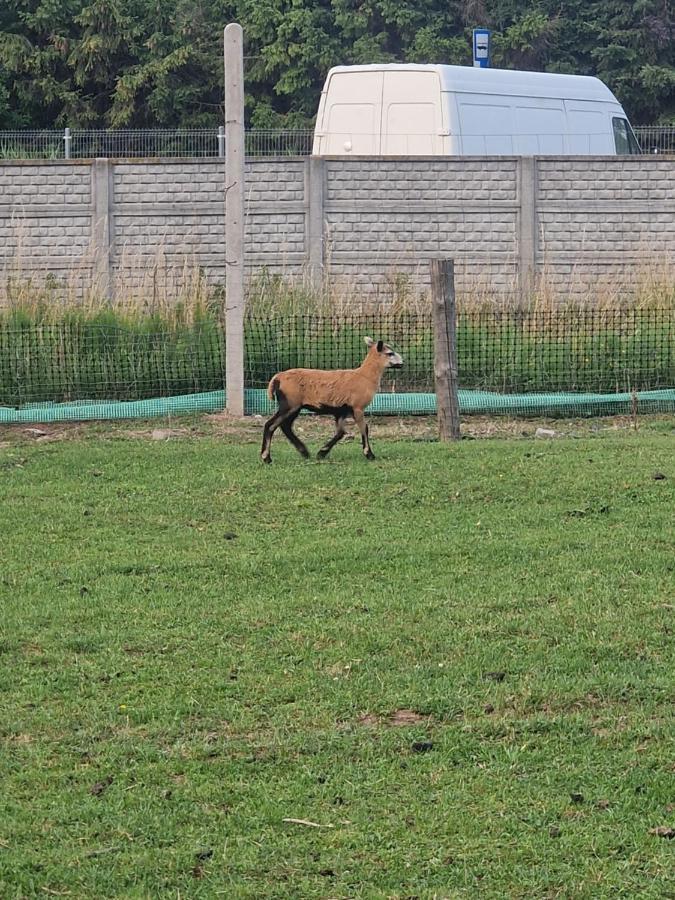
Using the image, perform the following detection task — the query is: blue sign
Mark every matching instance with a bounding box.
[473,29,491,68]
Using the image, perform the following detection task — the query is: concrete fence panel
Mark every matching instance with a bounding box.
[0,156,673,302]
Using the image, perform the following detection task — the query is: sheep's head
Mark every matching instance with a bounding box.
[364,336,403,368]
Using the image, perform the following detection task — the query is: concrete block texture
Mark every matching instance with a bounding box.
[0,156,672,301]
[0,163,91,206]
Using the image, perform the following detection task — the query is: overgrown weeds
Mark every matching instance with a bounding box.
[1,260,673,406]
[1,254,674,325]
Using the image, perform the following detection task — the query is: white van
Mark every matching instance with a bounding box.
[312,64,641,156]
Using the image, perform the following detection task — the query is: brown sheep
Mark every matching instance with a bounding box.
[261,337,403,463]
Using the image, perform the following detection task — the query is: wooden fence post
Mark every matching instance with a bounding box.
[431,259,460,441]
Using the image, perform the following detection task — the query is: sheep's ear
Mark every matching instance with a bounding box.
[364,336,374,347]
[376,340,384,352]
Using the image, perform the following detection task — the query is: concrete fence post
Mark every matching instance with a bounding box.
[224,23,245,417]
[518,156,537,300]
[92,159,112,300]
[306,156,325,289]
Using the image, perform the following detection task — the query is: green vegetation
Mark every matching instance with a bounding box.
[1,306,674,405]
[0,314,225,404]
[245,311,675,394]
[0,139,62,159]
[1,429,674,897]
[0,0,673,129]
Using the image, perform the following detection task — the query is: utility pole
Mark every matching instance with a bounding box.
[224,23,245,416]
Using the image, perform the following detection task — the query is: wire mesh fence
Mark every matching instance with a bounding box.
[0,127,671,159]
[245,310,675,393]
[457,308,675,393]
[0,321,225,407]
[245,130,314,156]
[244,315,433,394]
[0,131,65,159]
[1,309,673,423]
[71,129,226,158]
[0,128,314,159]
[635,126,675,154]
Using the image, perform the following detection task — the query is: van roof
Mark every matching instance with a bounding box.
[326,64,619,103]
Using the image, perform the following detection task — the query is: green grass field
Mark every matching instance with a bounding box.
[1,423,674,898]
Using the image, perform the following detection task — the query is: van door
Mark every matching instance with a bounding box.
[456,96,514,154]
[318,70,384,154]
[513,100,565,153]
[565,103,613,153]
[381,70,444,154]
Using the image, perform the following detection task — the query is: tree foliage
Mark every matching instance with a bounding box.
[0,0,672,128]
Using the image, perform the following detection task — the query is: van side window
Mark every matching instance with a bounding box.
[612,117,641,154]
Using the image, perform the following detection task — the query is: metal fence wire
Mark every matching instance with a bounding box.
[0,321,225,405]
[73,129,226,158]
[636,126,675,154]
[0,130,65,159]
[0,127,671,158]
[0,129,315,159]
[1,310,673,421]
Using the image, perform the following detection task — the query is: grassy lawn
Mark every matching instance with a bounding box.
[1,422,674,898]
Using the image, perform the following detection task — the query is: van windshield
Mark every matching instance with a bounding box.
[613,117,641,154]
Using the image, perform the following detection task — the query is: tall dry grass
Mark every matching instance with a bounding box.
[1,248,672,406]
[1,247,673,325]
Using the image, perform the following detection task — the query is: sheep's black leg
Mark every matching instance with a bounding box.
[280,409,310,458]
[361,425,374,460]
[261,406,290,463]
[353,409,375,460]
[317,415,347,459]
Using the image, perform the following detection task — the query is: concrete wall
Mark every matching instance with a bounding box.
[0,156,673,301]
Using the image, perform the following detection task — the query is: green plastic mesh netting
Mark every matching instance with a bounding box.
[1,311,673,422]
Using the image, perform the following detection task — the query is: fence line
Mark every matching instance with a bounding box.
[1,154,672,306]
[636,126,675,154]
[2,310,673,417]
[0,129,314,159]
[0,127,672,159]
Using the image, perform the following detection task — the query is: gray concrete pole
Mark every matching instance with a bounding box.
[518,156,537,301]
[224,23,245,417]
[92,159,112,300]
[306,156,325,290]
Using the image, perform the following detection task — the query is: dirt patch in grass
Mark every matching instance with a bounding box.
[356,709,430,728]
[1,412,672,448]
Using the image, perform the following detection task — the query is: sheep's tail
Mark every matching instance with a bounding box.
[267,375,280,401]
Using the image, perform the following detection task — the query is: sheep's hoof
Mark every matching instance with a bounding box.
[317,449,329,460]
[365,451,376,461]
[261,454,272,464]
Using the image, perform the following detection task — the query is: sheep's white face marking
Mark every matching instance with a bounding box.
[383,345,403,368]
[364,337,403,369]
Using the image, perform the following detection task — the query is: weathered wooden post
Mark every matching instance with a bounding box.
[431,259,460,441]
[224,23,245,416]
